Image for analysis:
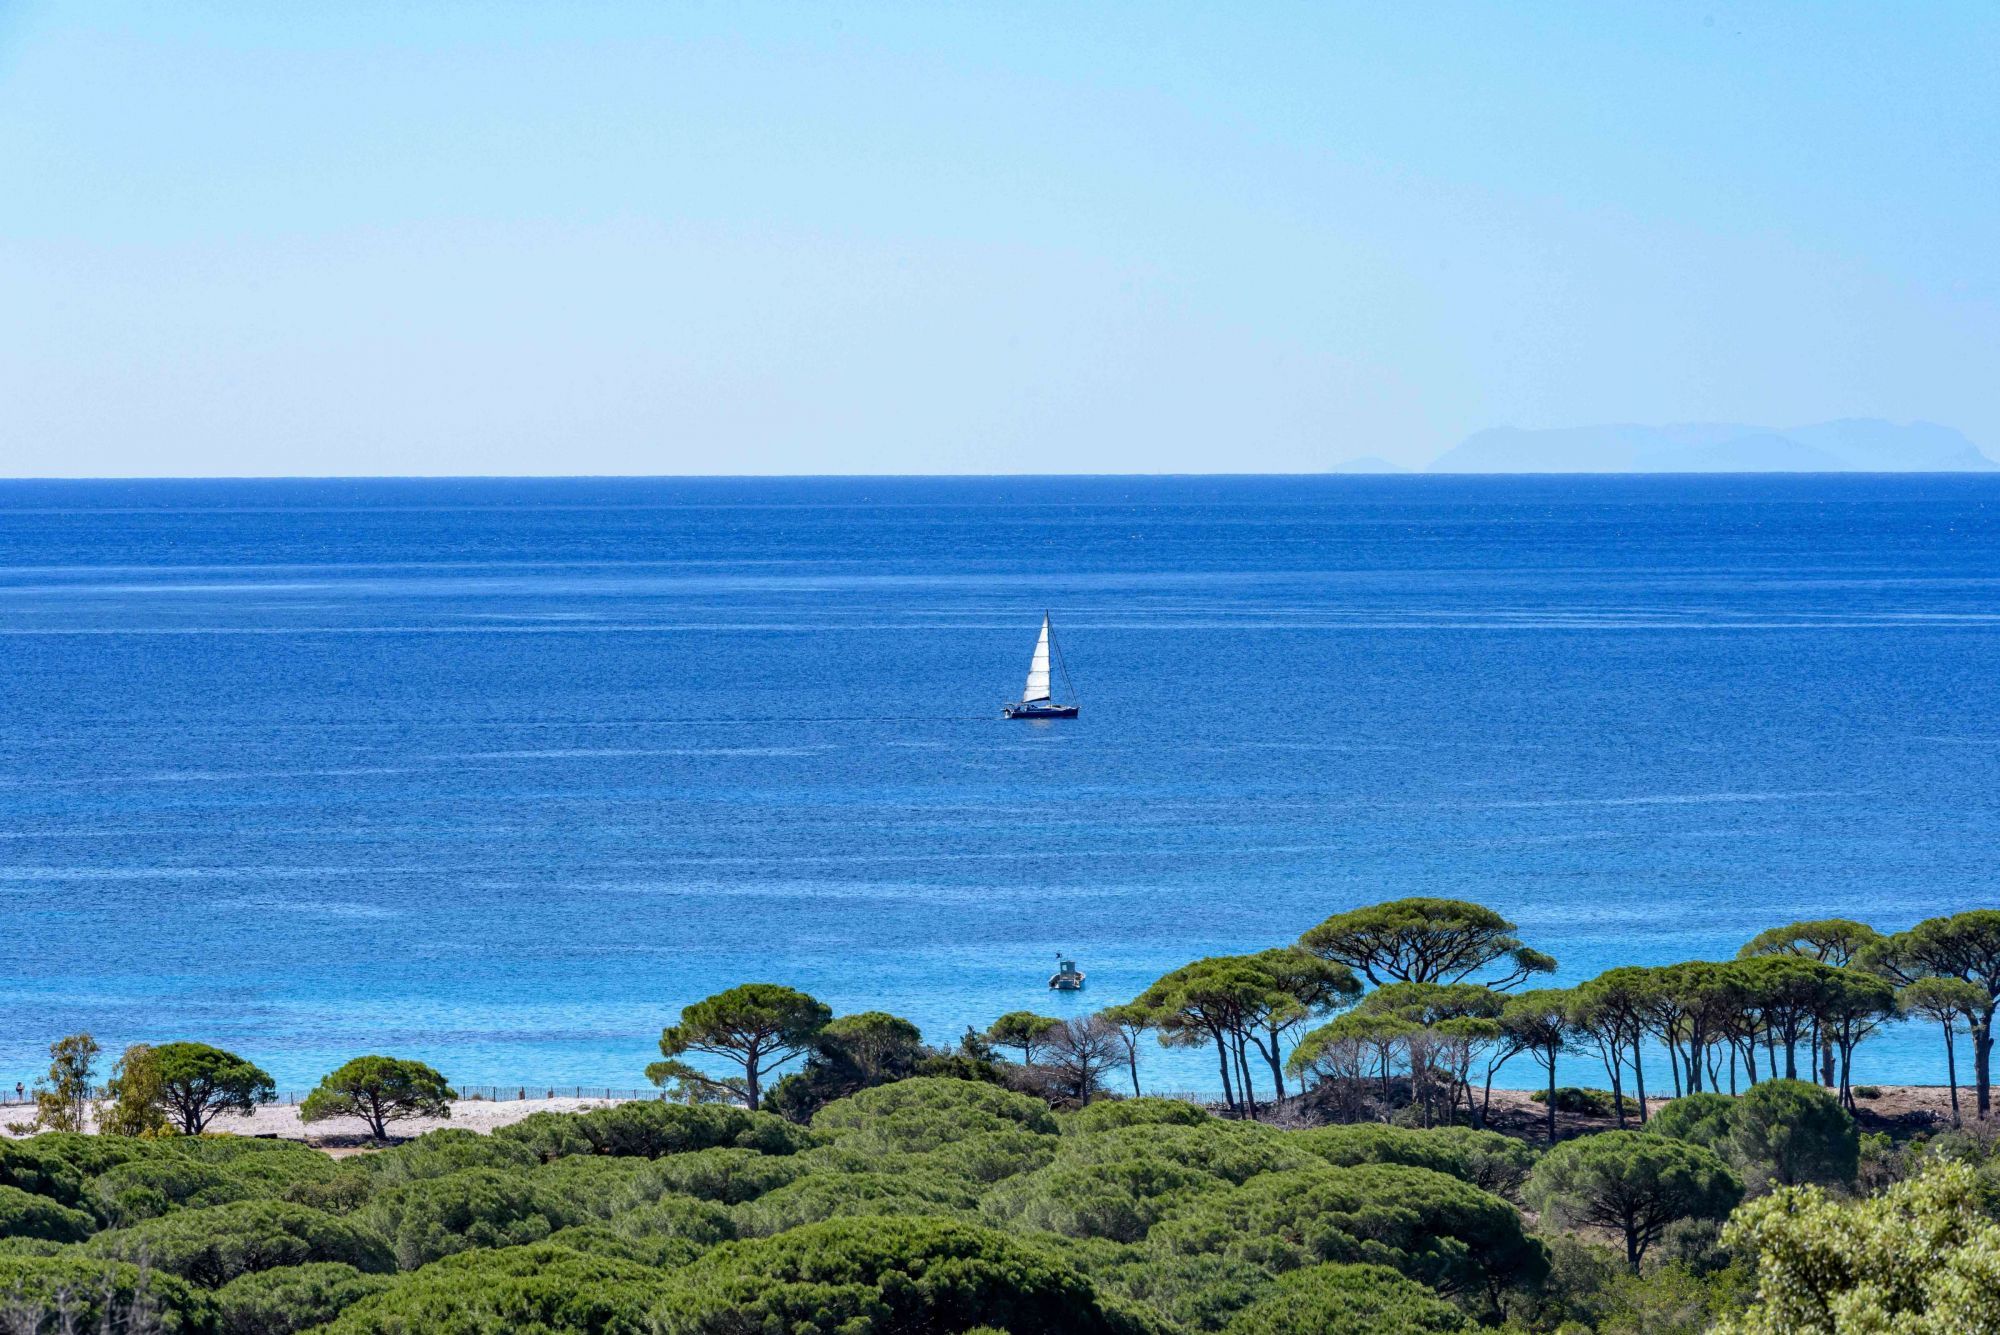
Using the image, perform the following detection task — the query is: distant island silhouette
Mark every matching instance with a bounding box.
[1439,419,1993,473]
[1334,419,1995,474]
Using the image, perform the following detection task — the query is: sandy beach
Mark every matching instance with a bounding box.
[2,1094,647,1147]
[5,1084,1978,1150]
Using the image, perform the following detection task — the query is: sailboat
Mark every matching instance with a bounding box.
[1003,613,1079,719]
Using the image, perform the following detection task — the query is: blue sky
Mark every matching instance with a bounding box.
[2,2,1995,475]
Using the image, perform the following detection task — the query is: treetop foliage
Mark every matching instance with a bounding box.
[1297,898,1555,989]
[1523,1131,1742,1270]
[1146,1161,1548,1302]
[300,1056,456,1140]
[651,1215,1159,1335]
[1220,1262,1476,1335]
[150,1042,278,1136]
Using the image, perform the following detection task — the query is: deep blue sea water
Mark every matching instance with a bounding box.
[3,475,1997,1095]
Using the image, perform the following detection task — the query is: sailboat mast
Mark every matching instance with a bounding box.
[1046,611,1077,704]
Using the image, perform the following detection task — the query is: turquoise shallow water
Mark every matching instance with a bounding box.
[2,475,1996,1093]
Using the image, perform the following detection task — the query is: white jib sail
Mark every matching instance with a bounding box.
[1022,616,1052,702]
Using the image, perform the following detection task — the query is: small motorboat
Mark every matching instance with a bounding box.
[1049,956,1086,991]
[1003,613,1079,719]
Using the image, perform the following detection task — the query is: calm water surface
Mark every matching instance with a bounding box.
[3,475,1996,1091]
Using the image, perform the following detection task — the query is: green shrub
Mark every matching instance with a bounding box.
[732,1170,978,1237]
[1718,1157,1994,1332]
[214,1261,394,1335]
[1647,1093,1735,1154]
[320,1242,674,1335]
[359,1167,582,1270]
[531,1155,651,1214]
[542,1222,707,1269]
[1426,1128,1540,1199]
[605,1193,736,1247]
[358,1127,538,1184]
[1077,1243,1275,1332]
[1147,1163,1548,1301]
[1727,1079,1859,1190]
[1290,1124,1533,1194]
[1051,1122,1315,1186]
[624,1147,804,1205]
[1522,1131,1742,1271]
[208,1145,342,1198]
[0,1182,95,1242]
[652,1215,1155,1334]
[493,1101,813,1161]
[981,1156,1226,1243]
[1529,1087,1620,1116]
[812,1077,1058,1153]
[92,1156,249,1225]
[1852,1085,1882,1100]
[0,1252,216,1333]
[489,1110,595,1163]
[1221,1262,1475,1334]
[85,1140,342,1227]
[0,1135,116,1212]
[86,1199,394,1287]
[921,1127,1062,1184]
[1062,1098,1212,1135]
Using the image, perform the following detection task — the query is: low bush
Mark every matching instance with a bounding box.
[732,1169,978,1237]
[981,1156,1227,1243]
[1221,1261,1474,1335]
[320,1242,675,1335]
[0,1252,216,1333]
[0,1182,96,1243]
[651,1215,1155,1335]
[359,1167,583,1270]
[1062,1098,1212,1135]
[811,1077,1059,1152]
[1147,1162,1548,1302]
[86,1199,394,1287]
[1529,1087,1621,1117]
[622,1146,804,1205]
[214,1261,394,1335]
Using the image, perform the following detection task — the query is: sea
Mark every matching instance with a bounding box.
[3,474,1997,1096]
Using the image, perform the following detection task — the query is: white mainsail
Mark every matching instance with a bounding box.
[1022,616,1053,702]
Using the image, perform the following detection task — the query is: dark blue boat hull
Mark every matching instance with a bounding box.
[1004,703,1079,719]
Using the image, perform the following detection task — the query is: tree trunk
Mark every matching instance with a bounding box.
[1977,1004,1995,1121]
[1944,1019,1962,1128]
[1126,1045,1141,1099]
[1632,1042,1648,1124]
[1545,1050,1558,1143]
[1623,1219,1642,1273]
[1214,1037,1235,1116]
[1234,1034,1258,1121]
[1252,1028,1286,1103]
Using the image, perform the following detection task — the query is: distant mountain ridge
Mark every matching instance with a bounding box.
[1428,419,1995,473]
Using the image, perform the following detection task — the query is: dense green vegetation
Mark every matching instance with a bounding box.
[9,1071,2000,1332]
[7,898,2000,1331]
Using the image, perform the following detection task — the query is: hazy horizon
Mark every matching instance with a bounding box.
[4,3,1996,478]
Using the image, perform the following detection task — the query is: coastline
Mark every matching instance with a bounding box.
[4,1083,1972,1149]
